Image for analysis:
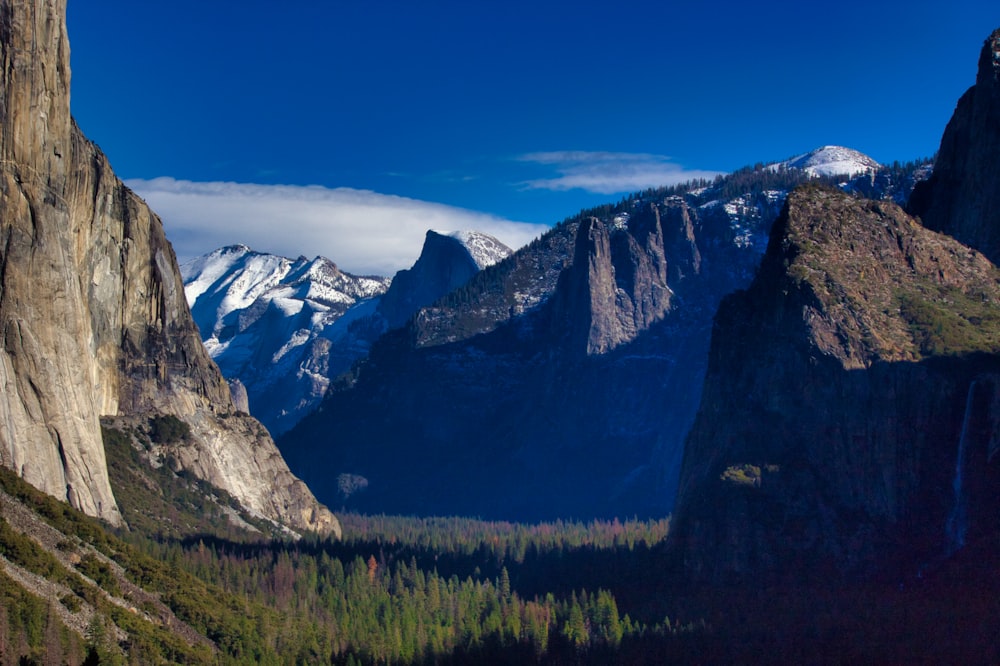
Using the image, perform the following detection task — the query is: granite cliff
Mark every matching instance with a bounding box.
[0,0,337,536]
[670,27,1000,584]
[910,28,1000,263]
[377,230,511,330]
[670,184,1000,583]
[280,166,845,520]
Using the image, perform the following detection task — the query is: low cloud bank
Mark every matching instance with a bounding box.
[128,178,549,276]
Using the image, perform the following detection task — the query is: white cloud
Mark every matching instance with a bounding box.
[518,151,723,194]
[125,178,549,277]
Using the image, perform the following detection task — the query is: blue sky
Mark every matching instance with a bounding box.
[67,1,999,275]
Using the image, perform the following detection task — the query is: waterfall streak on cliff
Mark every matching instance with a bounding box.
[946,381,977,553]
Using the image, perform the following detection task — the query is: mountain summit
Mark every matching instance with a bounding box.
[377,230,512,329]
[181,245,389,435]
[770,145,881,178]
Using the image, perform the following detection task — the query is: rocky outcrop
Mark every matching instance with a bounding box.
[0,0,337,536]
[910,29,1000,263]
[377,230,510,330]
[670,185,1000,583]
[550,209,672,356]
[228,379,250,414]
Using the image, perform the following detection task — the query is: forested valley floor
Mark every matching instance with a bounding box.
[3,447,1000,664]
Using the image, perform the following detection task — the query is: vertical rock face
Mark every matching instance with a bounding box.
[0,0,119,523]
[0,0,338,536]
[910,28,1000,263]
[281,194,753,520]
[670,186,1000,583]
[551,207,673,356]
[377,230,511,330]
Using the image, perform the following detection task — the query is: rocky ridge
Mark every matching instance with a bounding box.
[0,0,337,536]
[668,27,1000,585]
[181,231,510,434]
[181,245,390,435]
[669,184,1000,583]
[280,154,923,521]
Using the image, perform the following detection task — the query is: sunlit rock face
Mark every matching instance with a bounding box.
[0,0,338,537]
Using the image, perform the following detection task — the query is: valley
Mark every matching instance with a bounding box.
[2,0,1000,662]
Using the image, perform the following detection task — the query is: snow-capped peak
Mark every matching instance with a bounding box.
[435,230,513,270]
[180,245,393,435]
[769,146,880,178]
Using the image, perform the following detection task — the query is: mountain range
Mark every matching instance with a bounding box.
[3,0,1000,659]
[276,147,930,521]
[180,230,512,434]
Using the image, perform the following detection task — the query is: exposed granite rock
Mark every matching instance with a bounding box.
[0,0,337,537]
[228,379,250,414]
[281,192,761,520]
[378,230,510,330]
[0,0,120,524]
[670,185,1000,583]
[910,28,1000,263]
[550,207,672,355]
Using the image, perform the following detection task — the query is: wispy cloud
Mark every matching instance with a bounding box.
[517,151,723,194]
[126,178,549,277]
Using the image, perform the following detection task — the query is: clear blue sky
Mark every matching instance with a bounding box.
[66,1,1000,275]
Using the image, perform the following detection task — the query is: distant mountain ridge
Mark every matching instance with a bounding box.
[182,231,511,434]
[181,246,390,434]
[279,147,926,521]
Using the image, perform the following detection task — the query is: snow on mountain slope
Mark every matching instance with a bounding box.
[377,230,513,330]
[441,230,513,269]
[770,145,881,178]
[181,246,390,434]
[182,231,508,436]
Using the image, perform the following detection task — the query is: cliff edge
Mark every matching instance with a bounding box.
[0,0,338,536]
